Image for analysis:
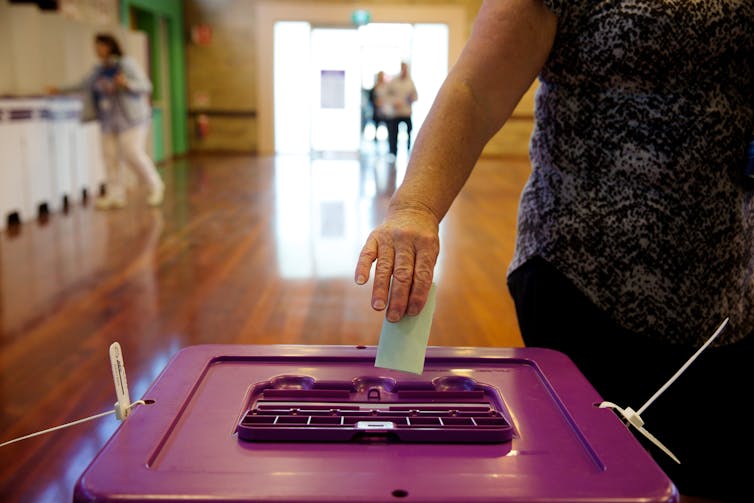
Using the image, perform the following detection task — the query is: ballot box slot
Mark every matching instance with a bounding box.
[237,375,514,443]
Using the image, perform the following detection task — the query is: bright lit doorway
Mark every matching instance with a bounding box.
[273,22,449,155]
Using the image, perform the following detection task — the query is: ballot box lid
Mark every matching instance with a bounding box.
[73,345,678,503]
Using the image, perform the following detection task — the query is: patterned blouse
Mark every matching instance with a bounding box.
[509,0,754,346]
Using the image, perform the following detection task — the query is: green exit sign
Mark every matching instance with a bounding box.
[351,9,371,26]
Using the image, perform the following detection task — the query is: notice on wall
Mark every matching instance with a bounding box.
[320,70,345,109]
[191,24,213,46]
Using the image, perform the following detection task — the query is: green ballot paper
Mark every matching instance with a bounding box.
[374,283,437,374]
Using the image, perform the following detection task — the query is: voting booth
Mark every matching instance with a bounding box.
[73,344,678,503]
[0,95,108,231]
[19,99,56,214]
[47,97,82,208]
[0,97,57,229]
[0,99,29,230]
[81,120,107,199]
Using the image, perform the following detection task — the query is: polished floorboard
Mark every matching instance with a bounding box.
[0,149,531,502]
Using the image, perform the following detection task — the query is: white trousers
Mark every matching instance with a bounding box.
[101,123,163,200]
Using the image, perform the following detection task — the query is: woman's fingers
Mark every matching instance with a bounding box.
[406,244,438,316]
[371,236,395,312]
[355,234,377,285]
[386,240,416,321]
[355,224,439,322]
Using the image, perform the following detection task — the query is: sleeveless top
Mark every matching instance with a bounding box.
[510,0,754,346]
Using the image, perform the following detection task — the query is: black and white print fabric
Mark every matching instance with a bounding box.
[510,0,754,345]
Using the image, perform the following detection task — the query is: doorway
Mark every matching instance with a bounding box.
[257,2,466,155]
[122,0,188,158]
[130,8,174,162]
[273,22,448,155]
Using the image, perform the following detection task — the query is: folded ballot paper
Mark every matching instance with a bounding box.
[375,283,437,374]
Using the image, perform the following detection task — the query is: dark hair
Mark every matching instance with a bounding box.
[95,33,123,57]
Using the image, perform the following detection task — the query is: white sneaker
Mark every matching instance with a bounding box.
[94,195,127,210]
[147,185,164,207]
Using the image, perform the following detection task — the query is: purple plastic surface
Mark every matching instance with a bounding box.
[237,375,513,443]
[73,345,679,502]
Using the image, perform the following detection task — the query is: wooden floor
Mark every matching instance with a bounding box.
[0,149,531,502]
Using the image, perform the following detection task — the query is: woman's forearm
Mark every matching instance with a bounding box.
[388,0,557,223]
[356,0,557,321]
[388,75,504,222]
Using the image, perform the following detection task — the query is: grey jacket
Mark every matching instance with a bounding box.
[62,55,152,132]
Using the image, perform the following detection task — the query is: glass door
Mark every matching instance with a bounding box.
[309,27,361,153]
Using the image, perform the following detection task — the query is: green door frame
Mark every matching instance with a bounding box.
[120,0,188,157]
[130,10,165,162]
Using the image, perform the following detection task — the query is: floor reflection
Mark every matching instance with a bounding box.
[274,152,403,279]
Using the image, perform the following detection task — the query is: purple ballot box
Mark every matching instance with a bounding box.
[73,345,678,503]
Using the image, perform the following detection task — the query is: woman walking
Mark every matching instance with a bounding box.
[51,33,164,209]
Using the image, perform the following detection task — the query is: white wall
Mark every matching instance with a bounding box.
[0,1,148,97]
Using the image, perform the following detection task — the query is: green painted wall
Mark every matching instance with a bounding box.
[121,0,188,156]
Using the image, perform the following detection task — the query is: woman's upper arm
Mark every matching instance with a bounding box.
[452,0,557,134]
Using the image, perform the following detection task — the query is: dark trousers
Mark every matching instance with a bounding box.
[507,256,753,502]
[387,116,412,155]
[372,115,387,143]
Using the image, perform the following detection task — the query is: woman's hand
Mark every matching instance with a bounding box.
[94,77,116,94]
[114,72,128,89]
[355,206,440,322]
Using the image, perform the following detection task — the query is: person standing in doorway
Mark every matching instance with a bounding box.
[50,33,164,209]
[386,61,418,158]
[369,71,390,144]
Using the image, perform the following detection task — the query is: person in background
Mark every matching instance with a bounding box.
[368,71,390,145]
[354,1,752,502]
[385,61,418,157]
[49,33,164,209]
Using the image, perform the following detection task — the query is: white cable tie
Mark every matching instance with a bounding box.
[110,342,132,420]
[0,400,145,448]
[599,402,680,464]
[597,317,729,465]
[622,407,644,429]
[635,423,681,465]
[636,317,728,416]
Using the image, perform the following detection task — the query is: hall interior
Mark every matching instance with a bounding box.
[0,1,535,501]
